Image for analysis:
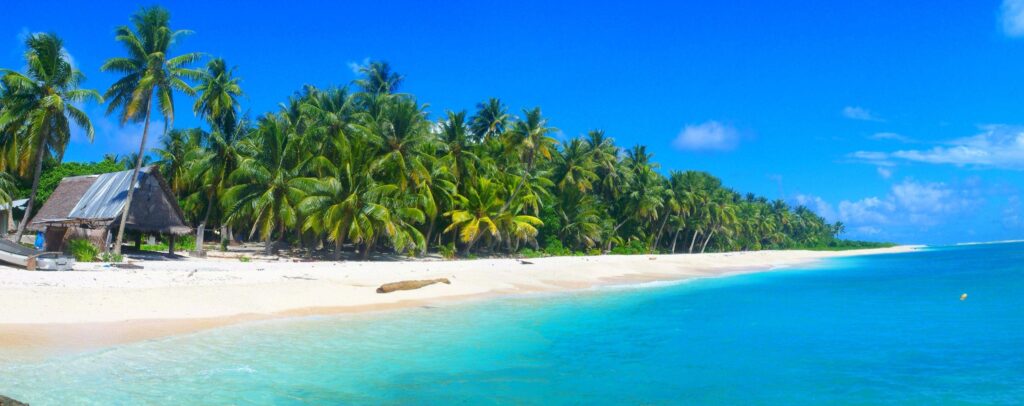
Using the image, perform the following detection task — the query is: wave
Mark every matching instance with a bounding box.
[955,239,1024,246]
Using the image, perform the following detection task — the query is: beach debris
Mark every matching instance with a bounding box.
[0,394,28,406]
[960,293,968,301]
[519,259,534,265]
[376,278,451,293]
[283,275,316,281]
[187,270,197,278]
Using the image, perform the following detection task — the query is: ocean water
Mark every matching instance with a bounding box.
[2,243,1023,405]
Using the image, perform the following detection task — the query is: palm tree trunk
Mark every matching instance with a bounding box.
[362,237,377,260]
[113,101,153,254]
[12,138,47,243]
[652,211,670,251]
[700,228,716,253]
[605,218,631,251]
[670,229,681,253]
[423,215,436,255]
[688,230,700,253]
[464,232,482,256]
[333,233,347,261]
[195,193,215,255]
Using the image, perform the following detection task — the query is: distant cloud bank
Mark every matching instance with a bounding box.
[1002,0,1024,37]
[842,106,883,122]
[672,121,739,151]
[852,125,1024,170]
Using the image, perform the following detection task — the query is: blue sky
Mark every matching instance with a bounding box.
[4,0,1024,245]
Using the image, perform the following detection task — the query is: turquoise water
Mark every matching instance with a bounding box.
[2,243,1023,404]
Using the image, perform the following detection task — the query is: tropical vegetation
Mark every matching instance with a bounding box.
[0,6,890,259]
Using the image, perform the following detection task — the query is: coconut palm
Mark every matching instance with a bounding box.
[102,6,202,253]
[193,58,242,135]
[553,138,598,194]
[0,33,102,242]
[500,107,557,213]
[444,177,506,255]
[355,61,403,96]
[189,58,243,253]
[469,98,509,142]
[221,115,307,254]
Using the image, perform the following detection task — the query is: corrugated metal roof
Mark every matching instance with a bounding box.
[67,167,153,221]
[0,198,28,211]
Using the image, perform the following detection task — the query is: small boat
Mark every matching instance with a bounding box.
[0,239,75,271]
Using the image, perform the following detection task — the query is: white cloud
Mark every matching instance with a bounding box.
[876,167,893,179]
[839,196,895,225]
[347,57,370,75]
[850,125,1024,170]
[837,180,983,229]
[1002,0,1024,37]
[842,106,883,122]
[870,132,913,143]
[855,226,882,235]
[792,194,837,222]
[672,121,740,151]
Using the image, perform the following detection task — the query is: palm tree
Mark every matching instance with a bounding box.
[221,115,307,254]
[194,58,242,134]
[355,61,403,96]
[437,110,479,186]
[444,178,504,255]
[469,98,509,142]
[153,127,203,195]
[0,33,102,242]
[553,138,598,194]
[360,95,432,191]
[500,107,557,213]
[190,58,243,254]
[102,6,202,253]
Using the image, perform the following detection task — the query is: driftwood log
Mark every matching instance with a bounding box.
[376,278,451,293]
[0,394,27,406]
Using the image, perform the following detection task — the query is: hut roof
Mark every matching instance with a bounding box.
[28,166,191,235]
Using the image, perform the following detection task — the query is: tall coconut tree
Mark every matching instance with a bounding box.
[0,33,102,242]
[469,98,509,142]
[500,107,557,213]
[101,6,202,253]
[355,61,403,96]
[190,58,242,254]
[221,115,306,255]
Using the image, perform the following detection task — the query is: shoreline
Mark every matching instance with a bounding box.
[0,246,920,355]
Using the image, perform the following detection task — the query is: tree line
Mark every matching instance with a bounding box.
[1,6,885,259]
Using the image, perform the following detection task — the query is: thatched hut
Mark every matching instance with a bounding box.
[27,166,191,253]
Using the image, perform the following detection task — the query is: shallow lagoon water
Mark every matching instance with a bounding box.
[2,243,1023,404]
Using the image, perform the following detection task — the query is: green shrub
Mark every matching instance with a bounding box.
[543,237,571,256]
[68,239,99,262]
[610,240,648,255]
[438,243,457,259]
[101,252,124,263]
[238,255,251,263]
[519,248,545,258]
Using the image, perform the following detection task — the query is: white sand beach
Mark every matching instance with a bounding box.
[0,246,917,351]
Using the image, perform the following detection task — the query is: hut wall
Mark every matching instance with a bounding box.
[124,175,190,234]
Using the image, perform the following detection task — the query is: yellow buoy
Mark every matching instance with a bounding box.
[960,293,968,301]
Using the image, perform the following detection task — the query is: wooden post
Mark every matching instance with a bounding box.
[134,233,142,250]
[168,234,176,256]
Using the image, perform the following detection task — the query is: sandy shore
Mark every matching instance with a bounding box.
[0,246,918,353]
